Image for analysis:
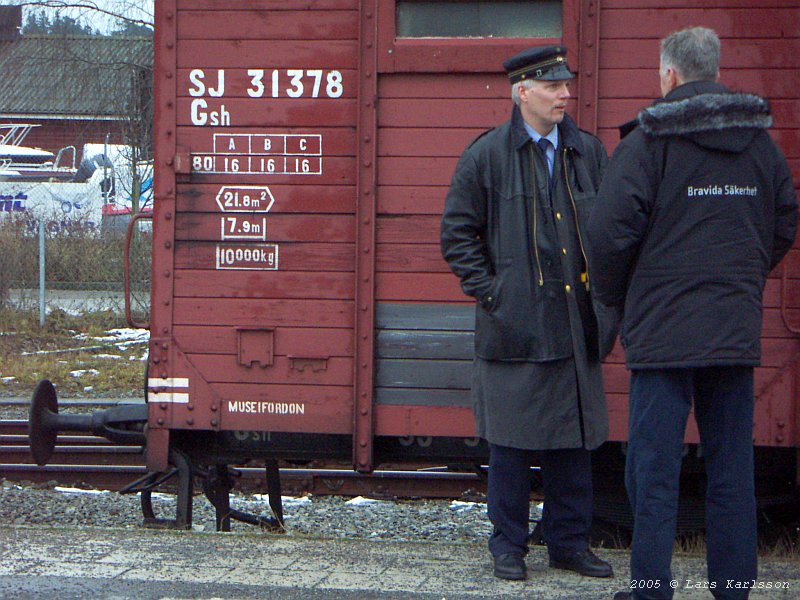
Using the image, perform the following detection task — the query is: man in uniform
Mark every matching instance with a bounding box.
[586,27,798,599]
[441,45,614,581]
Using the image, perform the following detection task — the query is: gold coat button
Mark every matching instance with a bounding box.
[565,284,572,293]
[556,212,562,220]
[562,248,567,255]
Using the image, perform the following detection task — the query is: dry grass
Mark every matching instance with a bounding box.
[0,307,146,398]
[760,531,800,559]
[672,526,800,560]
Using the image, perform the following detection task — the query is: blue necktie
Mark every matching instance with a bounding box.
[536,137,553,193]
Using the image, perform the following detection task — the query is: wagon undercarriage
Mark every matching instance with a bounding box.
[28,378,494,531]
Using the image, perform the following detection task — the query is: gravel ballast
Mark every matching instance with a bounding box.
[0,479,536,544]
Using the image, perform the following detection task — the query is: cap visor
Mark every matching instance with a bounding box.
[537,64,574,81]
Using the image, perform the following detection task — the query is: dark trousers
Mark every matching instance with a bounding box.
[626,367,757,600]
[487,444,592,558]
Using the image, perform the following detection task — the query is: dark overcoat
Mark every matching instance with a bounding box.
[441,106,612,450]
[587,81,798,369]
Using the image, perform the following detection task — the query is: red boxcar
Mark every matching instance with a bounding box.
[30,0,800,529]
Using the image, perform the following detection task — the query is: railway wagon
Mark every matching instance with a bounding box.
[30,0,800,530]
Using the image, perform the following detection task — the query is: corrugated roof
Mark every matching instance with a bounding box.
[0,35,152,118]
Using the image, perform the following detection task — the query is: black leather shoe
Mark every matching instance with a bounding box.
[549,548,613,578]
[613,592,632,600]
[493,552,527,580]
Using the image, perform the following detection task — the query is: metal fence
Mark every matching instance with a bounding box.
[0,215,151,324]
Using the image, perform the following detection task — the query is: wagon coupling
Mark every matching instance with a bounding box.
[28,379,146,466]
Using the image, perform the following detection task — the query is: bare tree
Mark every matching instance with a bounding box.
[10,1,153,33]
[118,61,153,215]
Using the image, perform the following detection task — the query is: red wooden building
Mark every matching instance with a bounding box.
[0,6,152,161]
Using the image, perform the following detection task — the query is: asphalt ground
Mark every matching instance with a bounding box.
[0,526,798,600]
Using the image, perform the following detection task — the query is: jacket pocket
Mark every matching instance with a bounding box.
[475,276,573,361]
[571,192,596,232]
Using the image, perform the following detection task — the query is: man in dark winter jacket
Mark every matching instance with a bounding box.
[586,27,798,600]
[441,45,613,581]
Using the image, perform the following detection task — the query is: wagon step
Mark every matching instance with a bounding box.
[203,462,285,532]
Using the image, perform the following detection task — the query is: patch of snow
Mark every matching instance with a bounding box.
[251,495,312,507]
[0,376,16,383]
[449,500,484,513]
[91,328,149,344]
[136,491,175,502]
[54,487,108,495]
[94,354,122,360]
[345,496,384,507]
[69,369,100,377]
[23,345,105,356]
[63,328,149,352]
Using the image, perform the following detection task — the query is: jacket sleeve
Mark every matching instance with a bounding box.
[586,133,656,308]
[582,134,621,358]
[440,150,495,306]
[576,130,609,191]
[769,148,798,270]
[589,135,610,190]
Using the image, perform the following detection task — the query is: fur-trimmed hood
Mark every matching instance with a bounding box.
[633,81,772,152]
[639,92,772,136]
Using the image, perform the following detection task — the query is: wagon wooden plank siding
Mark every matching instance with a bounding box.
[147,0,362,471]
[597,0,800,449]
[145,0,800,479]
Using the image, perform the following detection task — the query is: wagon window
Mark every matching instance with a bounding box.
[379,0,578,73]
[396,1,562,38]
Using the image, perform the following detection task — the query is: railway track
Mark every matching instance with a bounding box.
[4,409,798,544]
[0,418,488,500]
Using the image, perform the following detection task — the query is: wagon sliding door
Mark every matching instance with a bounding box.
[150,0,360,462]
[371,0,586,441]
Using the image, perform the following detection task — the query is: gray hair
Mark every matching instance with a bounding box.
[511,79,536,105]
[660,27,720,82]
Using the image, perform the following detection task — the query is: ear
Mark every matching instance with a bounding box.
[667,67,679,88]
[660,66,681,95]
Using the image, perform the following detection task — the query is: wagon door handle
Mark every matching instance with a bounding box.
[124,212,153,330]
